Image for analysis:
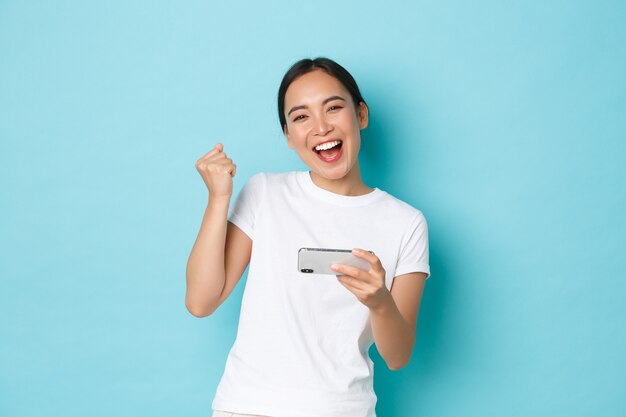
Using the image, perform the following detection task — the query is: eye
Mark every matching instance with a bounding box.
[328,105,343,112]
[293,114,307,122]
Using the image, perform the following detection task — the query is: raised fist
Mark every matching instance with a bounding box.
[194,143,237,198]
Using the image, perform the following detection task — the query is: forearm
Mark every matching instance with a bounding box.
[370,293,415,370]
[185,195,230,316]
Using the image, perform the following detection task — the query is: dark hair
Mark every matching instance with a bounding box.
[277,57,367,130]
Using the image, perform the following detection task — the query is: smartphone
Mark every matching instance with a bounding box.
[297,247,374,275]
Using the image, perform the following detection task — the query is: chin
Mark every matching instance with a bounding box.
[311,163,352,181]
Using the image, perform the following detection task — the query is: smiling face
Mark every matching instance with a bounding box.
[283,70,368,182]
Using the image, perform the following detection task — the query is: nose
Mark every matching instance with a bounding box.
[313,115,333,136]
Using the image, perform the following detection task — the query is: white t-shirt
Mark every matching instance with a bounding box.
[212,171,430,417]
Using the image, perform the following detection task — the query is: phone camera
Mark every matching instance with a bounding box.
[301,269,314,273]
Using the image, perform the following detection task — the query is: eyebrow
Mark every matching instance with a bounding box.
[287,95,346,116]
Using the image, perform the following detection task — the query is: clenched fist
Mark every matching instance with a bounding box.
[195,143,237,198]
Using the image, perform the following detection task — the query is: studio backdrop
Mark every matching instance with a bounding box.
[1,1,624,416]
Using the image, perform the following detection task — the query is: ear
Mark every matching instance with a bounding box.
[283,124,294,149]
[357,102,369,130]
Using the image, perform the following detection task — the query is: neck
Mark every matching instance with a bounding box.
[309,163,373,196]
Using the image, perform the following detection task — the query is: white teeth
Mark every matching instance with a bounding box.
[315,140,341,151]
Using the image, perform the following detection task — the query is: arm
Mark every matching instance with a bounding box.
[185,144,252,317]
[369,272,427,370]
[332,249,427,370]
[186,203,252,317]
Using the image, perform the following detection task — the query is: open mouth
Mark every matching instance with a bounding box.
[313,140,343,162]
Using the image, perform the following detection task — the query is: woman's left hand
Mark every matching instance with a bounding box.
[332,248,390,311]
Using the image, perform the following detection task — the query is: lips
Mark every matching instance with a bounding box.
[312,139,343,152]
[313,140,343,163]
[317,146,343,162]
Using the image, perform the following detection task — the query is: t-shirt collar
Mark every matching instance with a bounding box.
[296,171,385,207]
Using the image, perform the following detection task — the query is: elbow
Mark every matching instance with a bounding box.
[386,352,413,371]
[386,336,416,371]
[185,298,215,318]
[387,360,410,371]
[186,304,213,318]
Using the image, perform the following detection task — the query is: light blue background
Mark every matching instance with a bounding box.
[1,1,625,416]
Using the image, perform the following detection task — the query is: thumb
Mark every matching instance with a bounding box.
[215,143,224,152]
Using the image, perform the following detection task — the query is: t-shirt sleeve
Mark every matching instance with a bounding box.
[394,211,431,279]
[227,173,266,240]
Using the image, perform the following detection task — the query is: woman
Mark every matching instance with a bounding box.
[186,58,430,417]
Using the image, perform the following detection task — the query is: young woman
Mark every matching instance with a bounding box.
[186,58,430,417]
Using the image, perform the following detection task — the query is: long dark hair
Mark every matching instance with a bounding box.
[277,57,367,130]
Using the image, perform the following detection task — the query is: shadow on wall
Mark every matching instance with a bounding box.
[359,82,458,416]
[370,236,453,416]
[358,77,430,196]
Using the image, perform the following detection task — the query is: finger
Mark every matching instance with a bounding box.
[214,158,234,168]
[202,152,228,165]
[197,143,224,161]
[212,159,235,173]
[351,248,382,271]
[197,149,218,163]
[331,263,365,280]
[195,156,225,171]
[227,162,236,176]
[212,151,228,161]
[336,275,367,293]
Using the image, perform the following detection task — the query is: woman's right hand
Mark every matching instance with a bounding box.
[195,143,237,198]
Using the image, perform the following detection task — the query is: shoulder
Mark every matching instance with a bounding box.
[237,172,302,199]
[375,188,426,224]
[240,171,267,191]
[244,170,295,183]
[257,171,296,181]
[250,171,301,189]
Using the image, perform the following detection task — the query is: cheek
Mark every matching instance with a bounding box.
[286,133,307,152]
[337,112,360,131]
[290,126,310,144]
